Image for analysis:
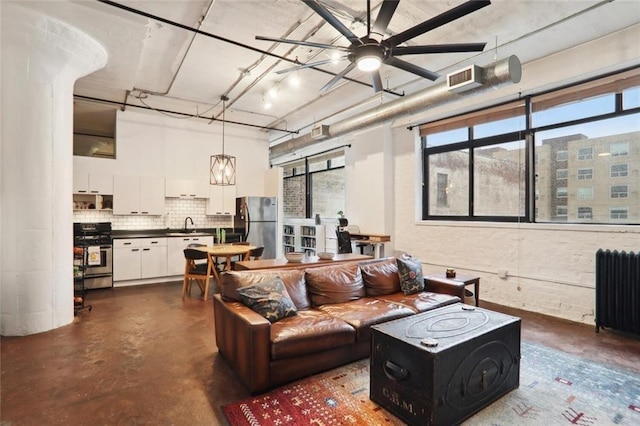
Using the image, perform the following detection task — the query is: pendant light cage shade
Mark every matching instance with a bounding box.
[210,154,236,186]
[210,95,236,186]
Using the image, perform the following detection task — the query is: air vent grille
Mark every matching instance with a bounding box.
[447,65,483,93]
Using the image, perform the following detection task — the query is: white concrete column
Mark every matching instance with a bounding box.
[1,3,107,335]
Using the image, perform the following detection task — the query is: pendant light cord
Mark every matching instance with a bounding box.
[220,95,228,156]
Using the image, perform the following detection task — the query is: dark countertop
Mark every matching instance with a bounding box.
[112,228,243,240]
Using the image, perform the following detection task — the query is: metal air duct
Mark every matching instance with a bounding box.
[269,55,522,161]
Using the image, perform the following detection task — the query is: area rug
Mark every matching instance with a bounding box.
[223,341,640,425]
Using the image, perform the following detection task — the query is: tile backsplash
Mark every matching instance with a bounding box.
[73,198,233,230]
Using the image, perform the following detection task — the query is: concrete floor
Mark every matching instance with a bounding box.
[1,282,639,425]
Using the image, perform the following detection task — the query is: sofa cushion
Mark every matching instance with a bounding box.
[359,257,401,296]
[270,310,356,360]
[305,263,365,307]
[237,278,298,323]
[375,291,460,313]
[318,298,414,341]
[397,254,425,295]
[220,269,311,310]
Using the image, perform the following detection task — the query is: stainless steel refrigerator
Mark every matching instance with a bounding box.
[235,196,277,259]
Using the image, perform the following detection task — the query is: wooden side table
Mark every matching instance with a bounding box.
[425,272,480,306]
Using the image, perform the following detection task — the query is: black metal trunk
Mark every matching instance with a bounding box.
[370,304,521,426]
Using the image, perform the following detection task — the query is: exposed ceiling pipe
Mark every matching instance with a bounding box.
[269,55,522,160]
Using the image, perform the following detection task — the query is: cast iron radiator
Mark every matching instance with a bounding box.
[595,249,640,334]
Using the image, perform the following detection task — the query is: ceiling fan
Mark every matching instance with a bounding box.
[256,0,491,93]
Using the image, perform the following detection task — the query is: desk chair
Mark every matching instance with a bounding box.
[336,230,352,254]
[182,248,211,300]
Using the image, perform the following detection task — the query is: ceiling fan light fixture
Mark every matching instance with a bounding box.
[356,43,383,72]
[357,55,381,72]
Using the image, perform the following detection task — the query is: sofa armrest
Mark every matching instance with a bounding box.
[424,277,465,300]
[213,295,271,393]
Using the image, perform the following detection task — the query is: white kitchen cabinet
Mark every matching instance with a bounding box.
[113,237,168,282]
[73,172,113,194]
[167,235,214,276]
[165,178,209,198]
[113,175,165,215]
[140,177,165,215]
[113,239,142,281]
[141,242,167,279]
[206,185,236,216]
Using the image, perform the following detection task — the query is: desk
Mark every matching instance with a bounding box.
[425,272,480,306]
[349,233,390,258]
[234,253,373,271]
[196,245,256,298]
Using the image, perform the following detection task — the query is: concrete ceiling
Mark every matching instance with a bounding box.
[20,1,639,145]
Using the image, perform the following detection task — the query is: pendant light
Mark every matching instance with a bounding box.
[210,95,236,186]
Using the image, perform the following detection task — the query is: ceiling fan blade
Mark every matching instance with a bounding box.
[275,57,347,74]
[255,35,349,52]
[302,0,363,45]
[385,0,491,47]
[320,62,356,93]
[371,70,383,93]
[371,0,399,38]
[386,57,439,81]
[392,43,487,56]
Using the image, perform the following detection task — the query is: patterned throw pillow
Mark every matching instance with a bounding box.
[396,254,425,295]
[237,278,298,323]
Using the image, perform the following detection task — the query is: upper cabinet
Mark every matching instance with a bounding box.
[73,172,113,194]
[113,176,165,215]
[205,185,236,216]
[165,178,209,199]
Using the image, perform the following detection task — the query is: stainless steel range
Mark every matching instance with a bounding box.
[74,222,113,289]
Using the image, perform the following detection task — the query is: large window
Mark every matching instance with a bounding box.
[282,151,345,219]
[421,68,640,224]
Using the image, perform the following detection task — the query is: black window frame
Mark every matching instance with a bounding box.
[421,66,640,225]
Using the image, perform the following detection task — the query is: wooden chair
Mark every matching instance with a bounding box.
[182,248,211,300]
[249,246,264,260]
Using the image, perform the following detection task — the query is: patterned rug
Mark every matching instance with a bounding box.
[223,341,640,425]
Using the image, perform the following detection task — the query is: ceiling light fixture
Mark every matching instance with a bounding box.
[356,44,383,72]
[210,96,236,186]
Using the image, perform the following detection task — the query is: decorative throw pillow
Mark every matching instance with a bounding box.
[237,278,298,323]
[396,254,425,295]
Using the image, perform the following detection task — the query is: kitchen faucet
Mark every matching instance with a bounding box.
[184,217,194,233]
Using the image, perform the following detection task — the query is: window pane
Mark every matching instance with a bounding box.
[577,168,593,180]
[532,93,615,127]
[428,150,469,215]
[283,176,305,218]
[311,169,345,219]
[577,187,593,200]
[535,114,639,223]
[577,147,593,160]
[610,207,628,219]
[556,169,568,179]
[623,86,640,109]
[473,141,525,216]
[473,115,525,138]
[424,127,468,147]
[610,164,628,177]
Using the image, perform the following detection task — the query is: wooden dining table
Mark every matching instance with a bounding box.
[195,244,256,290]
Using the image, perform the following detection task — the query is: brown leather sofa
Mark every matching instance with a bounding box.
[213,257,466,394]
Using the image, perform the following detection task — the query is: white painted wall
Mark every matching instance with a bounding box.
[345,126,394,242]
